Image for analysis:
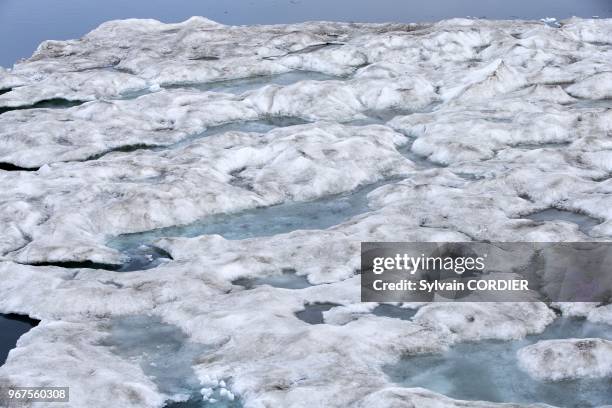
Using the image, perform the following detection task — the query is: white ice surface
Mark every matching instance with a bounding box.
[517,338,612,381]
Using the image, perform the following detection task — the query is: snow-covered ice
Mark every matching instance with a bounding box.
[0,15,611,408]
[517,338,612,381]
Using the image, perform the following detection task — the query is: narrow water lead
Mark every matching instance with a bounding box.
[384,318,612,408]
[0,98,85,115]
[0,314,40,365]
[103,316,241,407]
[163,71,339,95]
[524,208,601,235]
[109,178,393,252]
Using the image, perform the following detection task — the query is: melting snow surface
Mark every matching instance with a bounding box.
[1,15,612,408]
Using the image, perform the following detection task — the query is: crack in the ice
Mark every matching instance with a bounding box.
[0,98,86,115]
[186,55,220,61]
[20,260,122,271]
[228,167,254,191]
[1,233,33,257]
[84,144,163,161]
[591,173,612,182]
[511,141,571,149]
[0,162,40,172]
[98,280,124,289]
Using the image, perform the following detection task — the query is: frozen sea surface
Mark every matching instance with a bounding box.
[2,15,612,408]
[384,318,612,408]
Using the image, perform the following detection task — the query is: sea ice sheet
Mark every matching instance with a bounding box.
[0,15,611,408]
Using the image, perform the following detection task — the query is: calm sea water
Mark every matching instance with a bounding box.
[0,314,38,365]
[0,0,610,67]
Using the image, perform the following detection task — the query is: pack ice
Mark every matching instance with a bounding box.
[0,16,611,408]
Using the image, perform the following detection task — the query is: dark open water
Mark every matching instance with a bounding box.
[0,314,39,365]
[1,0,611,67]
